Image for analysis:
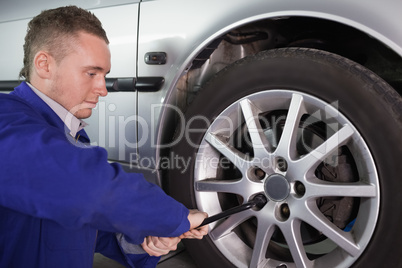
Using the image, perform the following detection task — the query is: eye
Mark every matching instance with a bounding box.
[87,72,96,77]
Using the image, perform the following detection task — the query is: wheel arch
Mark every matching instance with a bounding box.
[156,12,402,190]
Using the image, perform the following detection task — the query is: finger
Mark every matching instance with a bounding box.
[198,225,209,235]
[188,209,209,230]
[180,230,205,240]
[192,225,209,236]
[147,236,181,254]
[142,237,169,257]
[142,238,157,256]
[141,238,159,256]
[155,237,180,251]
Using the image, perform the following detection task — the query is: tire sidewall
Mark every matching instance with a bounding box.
[168,48,402,267]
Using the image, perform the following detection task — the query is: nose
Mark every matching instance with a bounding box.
[95,76,108,97]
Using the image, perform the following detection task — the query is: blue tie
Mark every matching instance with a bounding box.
[75,129,90,144]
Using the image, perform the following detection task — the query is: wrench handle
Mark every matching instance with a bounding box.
[197,200,256,228]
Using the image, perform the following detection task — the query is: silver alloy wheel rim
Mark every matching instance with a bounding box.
[194,90,379,268]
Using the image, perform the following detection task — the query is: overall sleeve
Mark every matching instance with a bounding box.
[96,231,161,268]
[0,96,190,244]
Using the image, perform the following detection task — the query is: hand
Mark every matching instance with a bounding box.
[141,236,181,257]
[179,209,209,239]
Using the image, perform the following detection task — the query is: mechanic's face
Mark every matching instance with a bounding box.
[50,32,111,119]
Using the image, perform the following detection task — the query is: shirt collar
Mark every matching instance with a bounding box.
[27,83,88,137]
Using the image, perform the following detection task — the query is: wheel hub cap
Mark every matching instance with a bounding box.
[264,174,290,202]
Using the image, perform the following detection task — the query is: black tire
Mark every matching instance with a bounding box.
[168,48,402,268]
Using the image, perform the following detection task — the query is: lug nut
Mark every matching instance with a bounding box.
[276,157,288,172]
[254,168,266,180]
[295,181,306,197]
[280,203,290,220]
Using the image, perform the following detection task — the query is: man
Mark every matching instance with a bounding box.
[0,6,208,268]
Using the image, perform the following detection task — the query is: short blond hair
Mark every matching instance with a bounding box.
[20,5,109,81]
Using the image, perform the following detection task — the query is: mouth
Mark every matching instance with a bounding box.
[83,101,98,109]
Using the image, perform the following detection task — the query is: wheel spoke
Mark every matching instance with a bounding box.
[280,219,312,267]
[304,202,360,256]
[205,132,251,173]
[195,179,242,193]
[292,124,354,176]
[306,180,377,198]
[239,99,273,155]
[249,214,276,268]
[275,93,306,159]
[209,209,255,240]
[195,179,263,197]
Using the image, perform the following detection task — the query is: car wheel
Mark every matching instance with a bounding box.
[168,48,402,267]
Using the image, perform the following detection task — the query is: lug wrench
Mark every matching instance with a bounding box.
[197,194,268,228]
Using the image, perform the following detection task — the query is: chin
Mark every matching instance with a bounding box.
[75,110,92,119]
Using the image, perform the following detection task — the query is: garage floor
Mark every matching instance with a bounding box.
[93,243,197,268]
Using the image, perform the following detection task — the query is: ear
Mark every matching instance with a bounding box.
[33,51,53,79]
